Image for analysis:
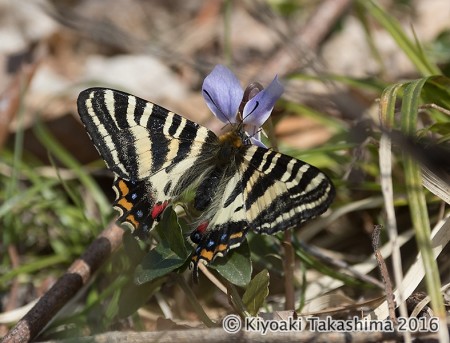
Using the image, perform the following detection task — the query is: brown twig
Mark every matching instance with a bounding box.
[283,231,295,310]
[372,224,397,324]
[2,221,124,343]
[265,118,296,311]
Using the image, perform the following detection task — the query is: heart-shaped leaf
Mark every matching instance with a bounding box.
[210,240,252,287]
[242,269,270,316]
[135,242,186,284]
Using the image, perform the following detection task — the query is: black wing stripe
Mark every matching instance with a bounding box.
[166,114,200,173]
[114,90,131,129]
[241,146,335,234]
[78,89,130,178]
[223,147,266,208]
[132,96,146,126]
[78,88,219,182]
[252,176,334,234]
[244,150,290,209]
[149,109,170,173]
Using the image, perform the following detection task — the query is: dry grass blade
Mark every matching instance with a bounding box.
[365,216,450,320]
[303,230,415,302]
[422,166,450,205]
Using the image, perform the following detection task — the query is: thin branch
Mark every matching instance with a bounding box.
[283,231,295,310]
[175,274,216,328]
[371,225,396,324]
[36,326,445,343]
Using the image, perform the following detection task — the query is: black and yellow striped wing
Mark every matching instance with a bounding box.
[78,88,218,237]
[190,146,335,269]
[242,146,334,234]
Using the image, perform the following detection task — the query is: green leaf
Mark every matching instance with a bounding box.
[118,277,165,318]
[248,234,283,276]
[400,79,446,319]
[135,243,186,284]
[210,240,252,287]
[122,230,146,265]
[379,76,448,319]
[242,269,270,316]
[156,207,188,259]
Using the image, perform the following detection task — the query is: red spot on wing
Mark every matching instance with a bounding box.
[151,201,169,220]
[196,221,208,234]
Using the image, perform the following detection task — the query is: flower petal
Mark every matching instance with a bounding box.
[242,75,284,127]
[245,124,267,148]
[202,65,243,123]
[250,136,267,148]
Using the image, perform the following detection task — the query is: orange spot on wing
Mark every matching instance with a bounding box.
[118,179,130,196]
[118,198,132,211]
[215,244,228,253]
[126,214,139,229]
[229,232,243,240]
[200,250,214,262]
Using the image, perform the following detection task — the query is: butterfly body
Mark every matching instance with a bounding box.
[78,88,335,277]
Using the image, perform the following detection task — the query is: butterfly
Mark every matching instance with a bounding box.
[77,86,335,279]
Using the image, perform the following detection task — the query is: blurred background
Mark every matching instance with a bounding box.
[1,0,449,340]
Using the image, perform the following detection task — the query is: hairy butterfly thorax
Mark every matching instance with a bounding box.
[217,128,249,161]
[77,65,335,281]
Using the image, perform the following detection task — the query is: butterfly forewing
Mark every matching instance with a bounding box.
[188,145,335,269]
[78,88,218,236]
[241,145,335,234]
[77,88,217,181]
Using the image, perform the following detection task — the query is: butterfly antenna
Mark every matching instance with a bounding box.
[240,82,264,124]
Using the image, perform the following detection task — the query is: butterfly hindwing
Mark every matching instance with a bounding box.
[189,172,249,278]
[112,177,162,239]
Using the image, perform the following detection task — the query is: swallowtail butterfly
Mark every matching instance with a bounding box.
[77,87,335,278]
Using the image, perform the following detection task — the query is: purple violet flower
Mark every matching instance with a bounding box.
[202,64,284,147]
